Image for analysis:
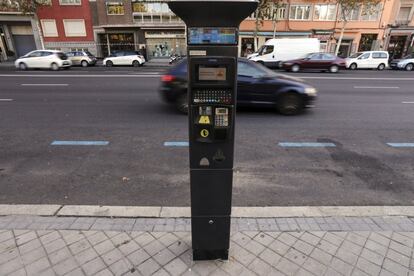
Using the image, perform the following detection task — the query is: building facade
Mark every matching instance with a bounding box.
[90,0,185,59]
[239,0,396,58]
[385,0,414,58]
[0,8,42,61]
[36,0,96,54]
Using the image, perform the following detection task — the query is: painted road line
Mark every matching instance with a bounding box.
[0,99,13,101]
[51,140,109,146]
[21,83,69,86]
[402,101,414,104]
[353,86,399,89]
[387,143,414,148]
[164,141,189,147]
[0,74,161,78]
[298,76,414,80]
[278,142,336,147]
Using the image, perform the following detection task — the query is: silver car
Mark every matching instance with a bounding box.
[66,51,97,67]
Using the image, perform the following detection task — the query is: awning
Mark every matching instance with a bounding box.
[239,31,312,36]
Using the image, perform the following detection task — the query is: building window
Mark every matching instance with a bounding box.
[59,0,81,5]
[314,4,337,20]
[41,19,58,37]
[360,4,382,21]
[132,0,181,23]
[289,5,312,20]
[107,2,124,15]
[343,7,361,21]
[132,1,170,13]
[63,19,86,37]
[275,4,287,20]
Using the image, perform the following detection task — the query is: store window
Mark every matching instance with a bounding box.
[314,4,337,20]
[289,5,311,20]
[358,34,377,51]
[59,0,81,5]
[107,2,125,15]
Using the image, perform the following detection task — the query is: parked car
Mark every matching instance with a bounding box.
[390,53,414,71]
[15,50,71,70]
[66,51,97,67]
[247,38,320,68]
[345,51,389,70]
[281,53,346,73]
[103,50,145,67]
[159,58,317,115]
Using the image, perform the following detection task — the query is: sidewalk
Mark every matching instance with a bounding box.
[1,214,414,276]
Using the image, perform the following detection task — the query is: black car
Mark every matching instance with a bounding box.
[159,58,317,115]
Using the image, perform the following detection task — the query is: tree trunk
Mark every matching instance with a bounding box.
[272,19,277,38]
[335,20,347,56]
[254,17,259,52]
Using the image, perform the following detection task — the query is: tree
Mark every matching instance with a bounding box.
[253,0,282,51]
[0,0,51,49]
[334,0,381,55]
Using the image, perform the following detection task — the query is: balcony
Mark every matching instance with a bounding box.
[133,13,185,27]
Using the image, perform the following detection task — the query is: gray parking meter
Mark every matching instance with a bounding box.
[168,0,258,260]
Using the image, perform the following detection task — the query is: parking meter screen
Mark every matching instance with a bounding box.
[188,28,237,44]
[198,66,226,81]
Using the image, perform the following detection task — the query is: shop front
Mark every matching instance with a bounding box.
[387,30,414,59]
[144,30,186,58]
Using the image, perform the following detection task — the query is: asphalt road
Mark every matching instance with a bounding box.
[0,67,413,206]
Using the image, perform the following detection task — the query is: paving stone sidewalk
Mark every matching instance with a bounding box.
[1,216,414,276]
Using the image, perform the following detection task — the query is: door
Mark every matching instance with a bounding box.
[303,53,325,70]
[112,51,123,65]
[257,45,274,64]
[356,52,371,68]
[12,35,36,57]
[24,51,43,67]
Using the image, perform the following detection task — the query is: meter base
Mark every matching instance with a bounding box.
[193,249,229,261]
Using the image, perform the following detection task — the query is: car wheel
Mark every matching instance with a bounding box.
[291,64,300,73]
[377,63,385,70]
[329,65,339,73]
[132,60,140,67]
[106,60,113,67]
[51,63,59,71]
[19,62,27,70]
[405,63,413,71]
[349,63,357,70]
[175,93,188,114]
[277,92,304,115]
[81,60,89,67]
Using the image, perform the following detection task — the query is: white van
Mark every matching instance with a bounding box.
[247,38,320,68]
[345,51,389,70]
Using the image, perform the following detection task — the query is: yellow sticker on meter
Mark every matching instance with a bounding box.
[200,129,209,138]
[198,116,210,124]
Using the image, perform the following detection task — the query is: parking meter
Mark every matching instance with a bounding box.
[168,0,258,260]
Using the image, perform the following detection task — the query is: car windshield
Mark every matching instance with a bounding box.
[402,53,414,59]
[349,52,363,58]
[85,51,94,57]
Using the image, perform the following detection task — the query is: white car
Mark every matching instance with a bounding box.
[103,50,145,67]
[390,53,414,71]
[15,50,72,70]
[345,51,389,70]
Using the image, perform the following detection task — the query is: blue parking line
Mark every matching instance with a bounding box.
[387,143,414,148]
[278,142,336,148]
[164,141,189,147]
[51,141,109,146]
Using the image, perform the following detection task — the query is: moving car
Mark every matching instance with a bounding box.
[66,51,97,67]
[282,53,346,73]
[159,58,317,115]
[345,51,389,70]
[103,50,145,67]
[247,38,320,68]
[390,53,414,71]
[15,50,71,70]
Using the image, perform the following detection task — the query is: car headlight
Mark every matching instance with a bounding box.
[305,87,317,96]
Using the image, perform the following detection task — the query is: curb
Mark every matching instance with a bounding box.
[1,204,414,218]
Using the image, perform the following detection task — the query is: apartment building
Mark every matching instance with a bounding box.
[90,0,185,58]
[36,0,95,54]
[0,7,42,61]
[386,0,414,58]
[239,0,394,57]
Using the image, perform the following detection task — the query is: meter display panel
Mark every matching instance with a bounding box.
[188,28,237,44]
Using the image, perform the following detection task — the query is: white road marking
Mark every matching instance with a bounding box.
[0,74,161,78]
[299,76,414,80]
[21,83,69,86]
[402,101,414,104]
[353,86,399,89]
[0,99,13,101]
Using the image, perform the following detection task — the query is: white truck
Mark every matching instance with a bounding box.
[247,38,320,68]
